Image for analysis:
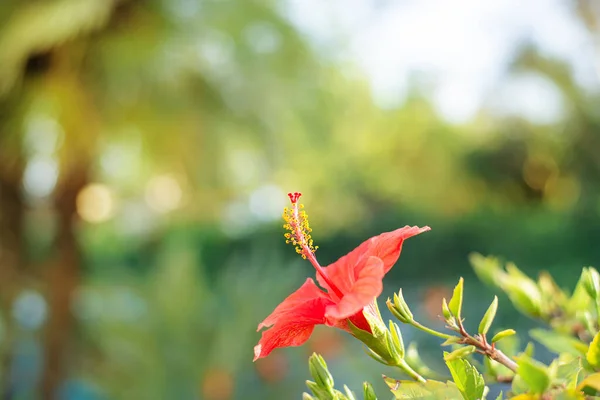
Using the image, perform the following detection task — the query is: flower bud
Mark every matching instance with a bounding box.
[363,300,388,337]
[387,301,410,324]
[305,381,331,399]
[308,353,334,390]
[388,320,405,360]
[363,382,377,400]
[442,298,452,320]
[582,267,600,300]
[387,289,414,323]
[342,385,356,400]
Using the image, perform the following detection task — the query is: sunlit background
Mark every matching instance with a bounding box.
[1,0,600,399]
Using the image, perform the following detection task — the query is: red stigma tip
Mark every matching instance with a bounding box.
[287,192,302,204]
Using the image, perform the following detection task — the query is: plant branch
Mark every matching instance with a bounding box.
[496,375,514,383]
[454,318,518,373]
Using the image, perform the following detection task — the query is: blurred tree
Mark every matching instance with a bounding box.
[0,1,122,397]
[0,0,332,398]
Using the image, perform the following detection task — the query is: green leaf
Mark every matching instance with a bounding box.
[484,356,514,380]
[491,329,516,343]
[524,342,535,358]
[529,329,588,356]
[566,280,592,315]
[448,278,464,319]
[383,376,462,400]
[538,271,568,306]
[469,253,502,287]
[552,391,586,400]
[478,296,498,336]
[577,372,600,396]
[404,343,447,381]
[483,356,499,379]
[503,263,543,318]
[441,336,462,347]
[516,355,551,394]
[494,330,521,356]
[554,356,583,390]
[494,392,503,400]
[443,346,476,362]
[511,374,529,395]
[587,332,600,370]
[445,355,485,400]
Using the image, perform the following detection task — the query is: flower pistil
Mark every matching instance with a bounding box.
[283,192,344,299]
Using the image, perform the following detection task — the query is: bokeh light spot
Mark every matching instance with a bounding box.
[76,183,116,223]
[523,155,558,191]
[244,22,281,54]
[249,184,285,222]
[23,115,63,156]
[545,175,581,211]
[22,156,59,199]
[254,351,288,383]
[12,289,47,330]
[201,368,234,400]
[145,174,183,213]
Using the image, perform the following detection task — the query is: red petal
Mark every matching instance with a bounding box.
[257,278,331,331]
[253,296,333,361]
[329,301,379,333]
[318,226,430,295]
[324,256,384,322]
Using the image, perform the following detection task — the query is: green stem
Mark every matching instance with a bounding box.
[396,359,426,383]
[410,320,454,340]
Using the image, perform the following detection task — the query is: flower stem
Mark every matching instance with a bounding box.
[409,320,454,340]
[395,359,426,383]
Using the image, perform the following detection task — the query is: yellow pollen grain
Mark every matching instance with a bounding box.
[282,201,318,256]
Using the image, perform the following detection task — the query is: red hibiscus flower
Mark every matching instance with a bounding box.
[254,192,430,361]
